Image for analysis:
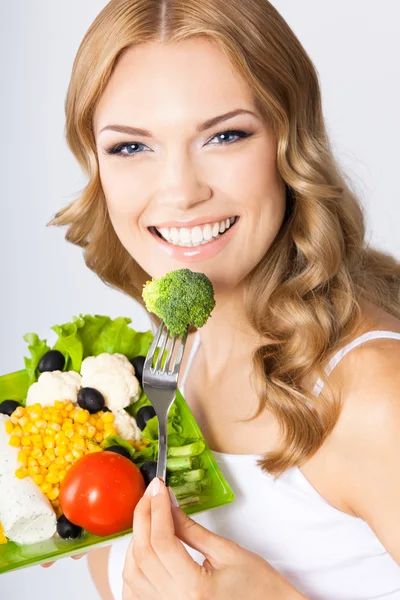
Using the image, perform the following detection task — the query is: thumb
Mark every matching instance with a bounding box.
[171,503,235,567]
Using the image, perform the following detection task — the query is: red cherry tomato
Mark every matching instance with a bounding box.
[59,452,146,536]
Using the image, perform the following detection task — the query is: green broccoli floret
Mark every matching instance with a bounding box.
[142,269,215,337]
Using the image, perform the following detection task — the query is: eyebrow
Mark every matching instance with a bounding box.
[97,108,259,137]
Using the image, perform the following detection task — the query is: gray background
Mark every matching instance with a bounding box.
[1,1,399,598]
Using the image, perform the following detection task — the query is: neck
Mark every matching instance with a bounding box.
[196,286,268,377]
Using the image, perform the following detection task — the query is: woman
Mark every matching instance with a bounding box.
[50,0,400,598]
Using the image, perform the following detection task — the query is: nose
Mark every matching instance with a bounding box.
[154,148,212,212]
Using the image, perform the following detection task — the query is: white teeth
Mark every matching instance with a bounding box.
[203,224,213,241]
[179,228,191,243]
[191,226,203,244]
[154,216,237,247]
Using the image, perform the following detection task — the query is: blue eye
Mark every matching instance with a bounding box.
[104,129,252,158]
[208,129,251,145]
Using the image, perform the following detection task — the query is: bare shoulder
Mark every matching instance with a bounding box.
[302,305,400,517]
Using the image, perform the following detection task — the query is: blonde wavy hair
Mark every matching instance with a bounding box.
[50,0,400,475]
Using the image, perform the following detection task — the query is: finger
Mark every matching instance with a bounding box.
[150,478,201,585]
[171,502,236,567]
[123,538,160,599]
[71,553,86,560]
[129,491,175,593]
[41,562,55,568]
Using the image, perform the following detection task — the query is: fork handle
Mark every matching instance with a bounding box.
[156,412,168,482]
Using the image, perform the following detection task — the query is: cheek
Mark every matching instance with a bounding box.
[98,162,145,222]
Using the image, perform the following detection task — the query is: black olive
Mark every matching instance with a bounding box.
[77,387,105,414]
[129,356,145,385]
[0,400,21,416]
[140,461,157,487]
[38,350,65,373]
[105,445,132,460]
[136,405,156,431]
[57,515,82,540]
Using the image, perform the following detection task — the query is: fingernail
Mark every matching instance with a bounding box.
[144,476,161,497]
[168,487,179,507]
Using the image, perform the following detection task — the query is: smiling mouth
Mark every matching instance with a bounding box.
[149,216,240,247]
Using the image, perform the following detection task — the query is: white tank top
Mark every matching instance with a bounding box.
[108,330,400,600]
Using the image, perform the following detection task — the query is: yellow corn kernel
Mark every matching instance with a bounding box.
[86,425,96,439]
[49,422,61,432]
[18,416,29,428]
[51,498,60,508]
[24,423,39,434]
[74,409,89,424]
[12,425,23,437]
[64,429,74,439]
[31,434,44,447]
[15,467,28,479]
[42,410,52,422]
[40,482,52,494]
[14,407,24,418]
[104,426,117,438]
[44,448,56,462]
[28,465,40,476]
[31,447,43,460]
[17,450,29,467]
[65,463,72,471]
[48,486,60,501]
[43,436,55,449]
[50,415,63,425]
[55,443,68,457]
[27,457,38,468]
[88,416,97,427]
[65,452,74,463]
[65,402,74,412]
[32,403,43,413]
[46,473,59,485]
[20,435,31,446]
[29,410,42,420]
[35,419,47,430]
[48,464,59,475]
[4,420,14,434]
[94,432,104,444]
[54,401,65,410]
[54,456,66,467]
[71,448,83,460]
[9,435,21,447]
[38,455,51,468]
[39,466,48,476]
[58,469,67,482]
[74,424,87,437]
[33,473,44,486]
[86,442,103,454]
[95,419,104,432]
[101,412,115,424]
[55,431,68,444]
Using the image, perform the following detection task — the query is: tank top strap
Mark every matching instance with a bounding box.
[312,330,400,397]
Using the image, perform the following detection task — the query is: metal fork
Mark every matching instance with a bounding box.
[142,321,189,482]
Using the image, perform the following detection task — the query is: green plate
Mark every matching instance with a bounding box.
[0,369,235,574]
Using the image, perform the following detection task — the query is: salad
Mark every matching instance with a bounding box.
[0,269,217,550]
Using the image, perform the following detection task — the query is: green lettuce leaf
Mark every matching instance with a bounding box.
[141,403,186,447]
[23,333,51,385]
[102,434,136,460]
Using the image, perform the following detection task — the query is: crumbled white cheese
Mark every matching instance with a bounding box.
[80,353,141,411]
[26,370,82,407]
[113,409,142,441]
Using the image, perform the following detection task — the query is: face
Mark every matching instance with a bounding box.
[94,38,286,293]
